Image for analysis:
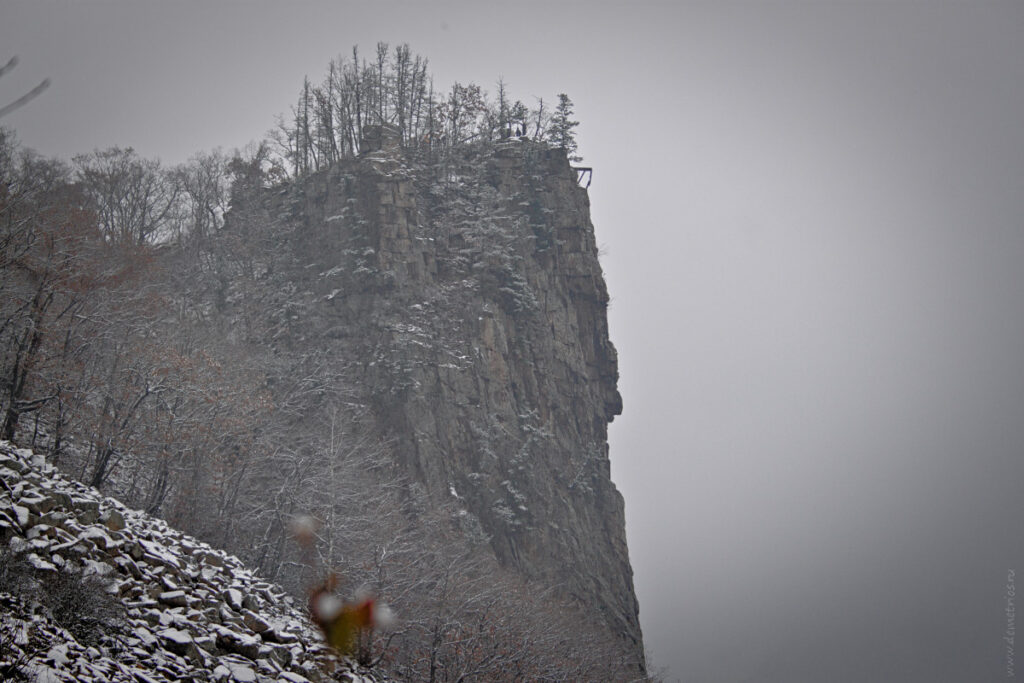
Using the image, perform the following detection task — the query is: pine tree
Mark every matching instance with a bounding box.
[546,92,581,162]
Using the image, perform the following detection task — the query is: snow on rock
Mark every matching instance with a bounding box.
[242,608,272,633]
[225,659,258,682]
[12,503,30,527]
[0,440,387,683]
[279,672,313,683]
[157,589,189,607]
[224,587,245,612]
[32,665,63,683]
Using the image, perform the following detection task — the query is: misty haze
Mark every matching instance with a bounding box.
[2,2,1024,683]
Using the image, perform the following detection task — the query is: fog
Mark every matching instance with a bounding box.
[3,2,1023,680]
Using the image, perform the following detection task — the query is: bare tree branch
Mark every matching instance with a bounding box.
[0,56,50,118]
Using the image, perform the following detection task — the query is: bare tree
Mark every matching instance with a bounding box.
[172,149,230,248]
[73,147,179,245]
[0,146,94,441]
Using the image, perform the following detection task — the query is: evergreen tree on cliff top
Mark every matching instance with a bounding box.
[546,92,581,162]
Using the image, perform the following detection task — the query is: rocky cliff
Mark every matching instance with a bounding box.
[245,136,643,666]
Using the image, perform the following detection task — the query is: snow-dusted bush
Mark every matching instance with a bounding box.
[0,545,125,648]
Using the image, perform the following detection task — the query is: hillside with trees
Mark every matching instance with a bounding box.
[0,44,648,681]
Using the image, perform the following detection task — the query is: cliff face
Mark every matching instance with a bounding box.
[253,138,641,663]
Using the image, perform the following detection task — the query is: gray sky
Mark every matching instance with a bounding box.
[4,2,1024,681]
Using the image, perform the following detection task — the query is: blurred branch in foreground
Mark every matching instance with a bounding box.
[0,56,50,118]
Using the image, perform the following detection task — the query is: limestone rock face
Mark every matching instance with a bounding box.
[260,140,642,662]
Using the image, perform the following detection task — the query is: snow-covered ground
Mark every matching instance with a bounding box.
[0,441,382,683]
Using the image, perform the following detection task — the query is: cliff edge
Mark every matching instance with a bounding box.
[245,137,642,666]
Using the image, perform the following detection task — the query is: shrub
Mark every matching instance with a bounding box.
[0,546,124,647]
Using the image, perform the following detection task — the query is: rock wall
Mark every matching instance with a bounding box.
[260,140,643,666]
[0,441,380,683]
